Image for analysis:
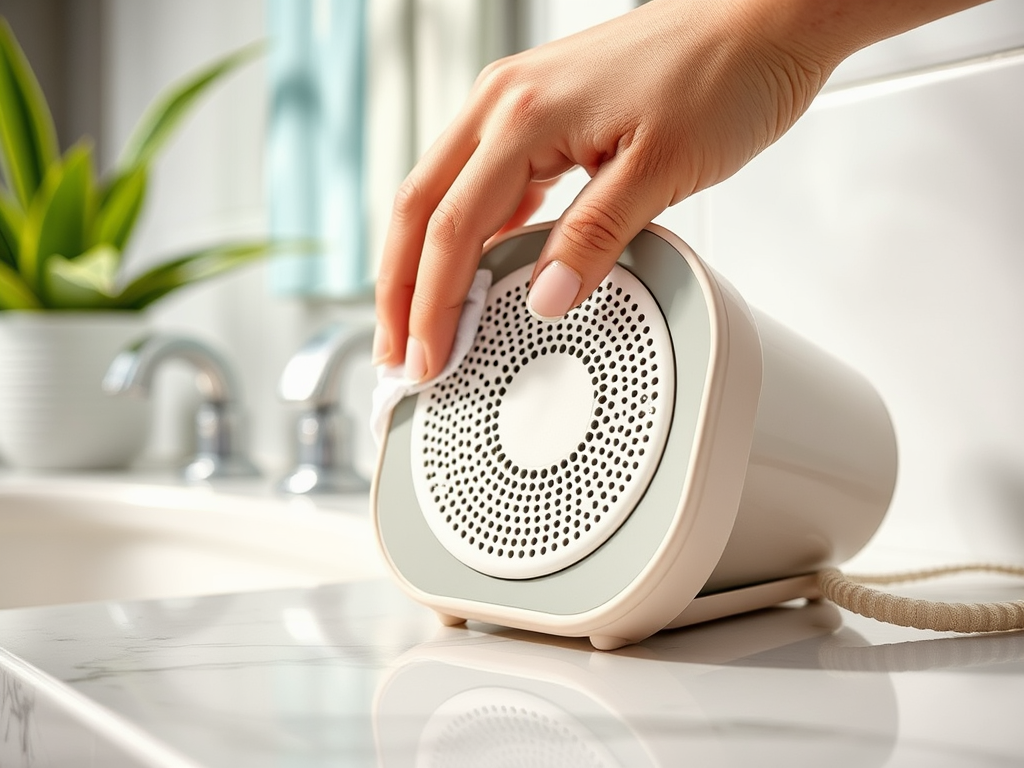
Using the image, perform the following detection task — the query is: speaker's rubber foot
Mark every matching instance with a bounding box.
[435,611,467,627]
[589,635,633,651]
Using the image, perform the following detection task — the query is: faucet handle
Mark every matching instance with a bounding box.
[188,400,261,483]
[278,406,370,495]
[104,334,261,482]
[278,324,373,495]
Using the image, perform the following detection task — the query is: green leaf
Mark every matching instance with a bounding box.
[0,192,21,269]
[0,259,40,308]
[118,41,264,171]
[0,18,60,209]
[117,240,273,310]
[96,165,147,252]
[43,244,119,309]
[19,141,96,296]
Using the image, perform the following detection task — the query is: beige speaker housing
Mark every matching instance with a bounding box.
[372,223,897,650]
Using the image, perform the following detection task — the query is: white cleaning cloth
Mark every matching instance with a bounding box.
[371,269,493,446]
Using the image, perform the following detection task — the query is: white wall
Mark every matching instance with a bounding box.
[105,0,1024,565]
[668,2,1024,563]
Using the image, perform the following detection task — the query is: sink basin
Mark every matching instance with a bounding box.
[0,477,386,609]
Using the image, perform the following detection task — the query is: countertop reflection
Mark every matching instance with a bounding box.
[1,577,1022,767]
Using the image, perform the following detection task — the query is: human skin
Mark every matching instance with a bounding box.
[373,0,990,381]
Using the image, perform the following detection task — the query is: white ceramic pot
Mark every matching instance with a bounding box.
[0,312,152,470]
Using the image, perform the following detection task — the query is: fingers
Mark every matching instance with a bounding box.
[528,150,672,322]
[375,7,684,379]
[373,122,479,370]
[493,178,557,239]
[378,130,670,382]
[397,144,535,381]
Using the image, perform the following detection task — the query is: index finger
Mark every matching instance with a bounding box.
[404,140,536,380]
[374,121,480,369]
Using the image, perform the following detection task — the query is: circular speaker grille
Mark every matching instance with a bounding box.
[411,263,675,579]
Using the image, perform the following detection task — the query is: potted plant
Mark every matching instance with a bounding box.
[0,18,273,470]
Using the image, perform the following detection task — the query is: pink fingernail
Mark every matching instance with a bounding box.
[404,336,427,382]
[371,325,389,365]
[528,261,581,321]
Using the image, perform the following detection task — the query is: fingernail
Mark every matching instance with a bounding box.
[528,261,581,322]
[404,336,427,382]
[371,326,389,365]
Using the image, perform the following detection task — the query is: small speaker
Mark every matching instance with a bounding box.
[373,223,897,649]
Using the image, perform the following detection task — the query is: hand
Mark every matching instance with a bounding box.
[373,0,986,381]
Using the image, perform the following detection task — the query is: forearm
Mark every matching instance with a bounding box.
[727,0,994,72]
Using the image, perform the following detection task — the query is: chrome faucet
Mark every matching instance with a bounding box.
[278,323,373,494]
[103,334,261,482]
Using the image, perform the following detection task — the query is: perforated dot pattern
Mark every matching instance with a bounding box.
[411,263,675,579]
[419,688,619,768]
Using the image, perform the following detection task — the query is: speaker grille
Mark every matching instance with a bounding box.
[411,263,675,579]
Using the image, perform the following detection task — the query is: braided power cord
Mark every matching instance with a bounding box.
[818,564,1024,633]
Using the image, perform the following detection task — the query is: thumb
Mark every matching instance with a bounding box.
[527,158,671,321]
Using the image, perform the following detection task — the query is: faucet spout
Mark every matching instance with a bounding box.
[104,334,260,482]
[279,324,372,405]
[104,335,240,403]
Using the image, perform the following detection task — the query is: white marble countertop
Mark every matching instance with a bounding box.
[1,565,1023,767]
